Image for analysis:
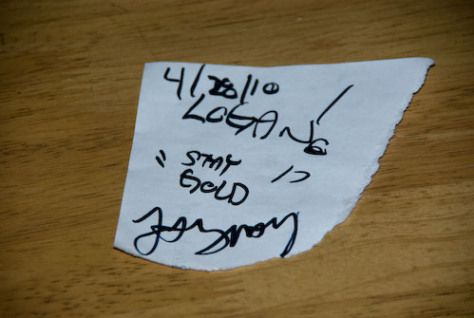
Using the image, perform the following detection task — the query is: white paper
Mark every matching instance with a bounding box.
[114,58,433,271]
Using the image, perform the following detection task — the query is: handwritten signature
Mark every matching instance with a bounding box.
[132,207,299,257]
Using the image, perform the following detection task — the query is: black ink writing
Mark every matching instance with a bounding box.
[163,67,184,100]
[208,76,238,99]
[262,82,279,95]
[180,150,248,205]
[190,64,206,97]
[182,100,278,140]
[180,168,249,206]
[278,120,329,156]
[271,165,311,183]
[163,65,354,156]
[155,149,166,168]
[133,206,299,257]
[182,150,241,176]
[316,84,354,125]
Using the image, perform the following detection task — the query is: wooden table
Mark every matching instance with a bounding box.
[1,1,473,317]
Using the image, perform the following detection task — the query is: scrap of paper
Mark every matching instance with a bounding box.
[114,58,434,271]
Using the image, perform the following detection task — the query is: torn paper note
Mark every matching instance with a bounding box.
[114,58,434,271]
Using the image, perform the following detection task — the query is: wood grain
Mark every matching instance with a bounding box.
[1,0,473,317]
